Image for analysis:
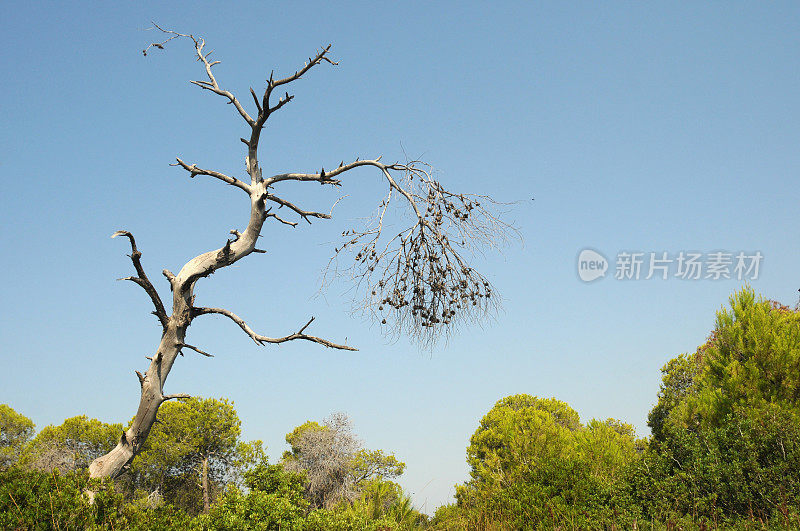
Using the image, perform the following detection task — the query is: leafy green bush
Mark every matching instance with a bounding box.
[0,404,35,470]
[635,287,800,524]
[195,486,306,530]
[0,468,123,529]
[21,415,121,473]
[305,505,400,530]
[119,501,197,531]
[454,394,642,529]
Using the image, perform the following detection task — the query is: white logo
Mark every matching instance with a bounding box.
[578,249,608,282]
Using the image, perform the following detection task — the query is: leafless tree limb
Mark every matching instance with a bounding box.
[265,208,298,227]
[111,231,169,330]
[267,158,383,185]
[249,87,263,114]
[162,393,191,401]
[145,23,256,127]
[144,22,337,189]
[177,342,214,358]
[172,158,251,193]
[255,45,338,128]
[192,307,357,351]
[264,193,332,224]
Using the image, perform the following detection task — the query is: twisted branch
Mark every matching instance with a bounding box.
[265,208,298,227]
[145,23,255,127]
[192,307,356,351]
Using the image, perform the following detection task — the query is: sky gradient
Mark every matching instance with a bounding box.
[1,1,799,513]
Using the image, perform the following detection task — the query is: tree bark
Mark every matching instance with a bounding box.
[89,192,266,481]
[201,455,210,513]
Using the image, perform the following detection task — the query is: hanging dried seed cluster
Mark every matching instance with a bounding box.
[330,162,512,346]
[376,223,495,342]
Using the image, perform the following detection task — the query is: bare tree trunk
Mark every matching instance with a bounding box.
[89,194,267,480]
[201,456,210,513]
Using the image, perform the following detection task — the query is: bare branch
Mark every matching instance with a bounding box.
[265,208,298,227]
[271,45,338,89]
[249,87,263,113]
[266,159,382,185]
[142,24,183,56]
[176,342,214,358]
[267,92,294,114]
[162,393,191,402]
[255,45,337,130]
[144,24,256,127]
[172,158,251,193]
[192,307,357,351]
[111,231,169,330]
[264,194,331,224]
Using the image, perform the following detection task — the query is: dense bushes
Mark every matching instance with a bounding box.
[444,395,642,529]
[195,462,422,530]
[627,288,800,526]
[628,406,800,525]
[0,467,204,530]
[0,468,120,529]
[2,287,799,529]
[0,409,423,530]
[0,464,416,530]
[0,404,35,470]
[436,288,800,529]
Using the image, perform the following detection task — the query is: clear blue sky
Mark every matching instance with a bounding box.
[1,1,798,513]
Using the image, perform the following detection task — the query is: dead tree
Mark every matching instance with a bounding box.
[88,26,514,481]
